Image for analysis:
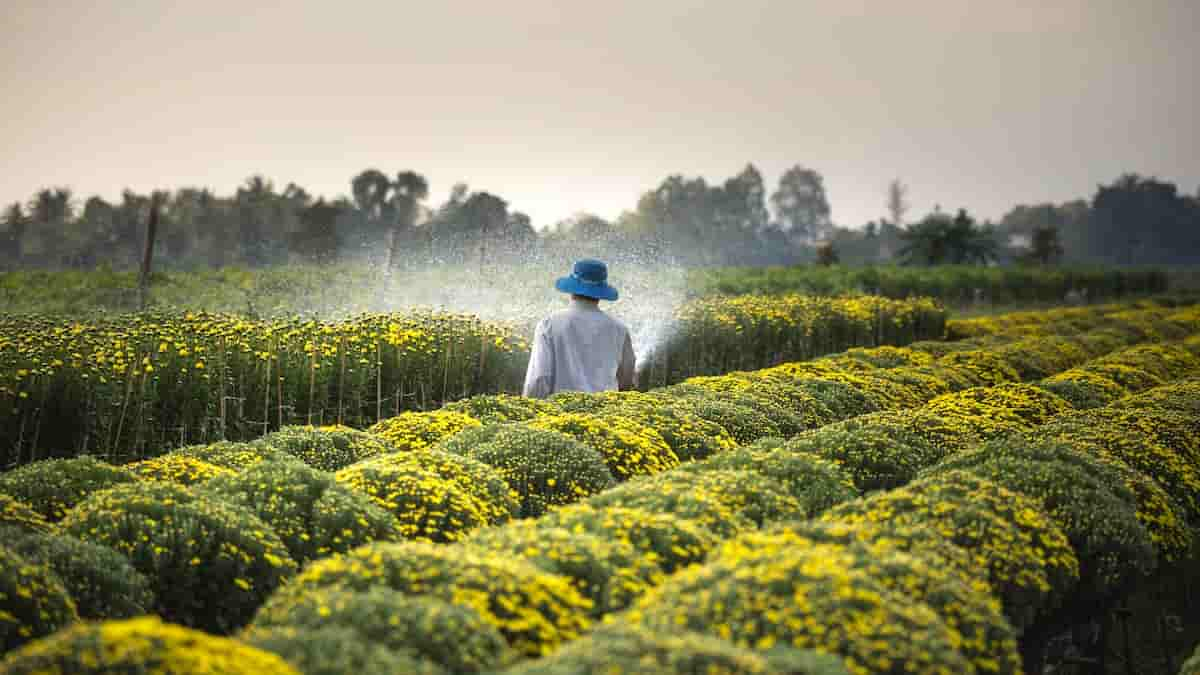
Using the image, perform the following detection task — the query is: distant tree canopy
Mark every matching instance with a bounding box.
[1,169,1197,272]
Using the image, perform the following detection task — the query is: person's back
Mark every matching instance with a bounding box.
[523,260,636,398]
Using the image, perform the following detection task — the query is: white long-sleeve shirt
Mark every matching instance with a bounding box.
[522,298,637,398]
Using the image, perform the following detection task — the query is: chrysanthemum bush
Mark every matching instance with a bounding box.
[938,350,1022,386]
[203,459,400,564]
[538,504,717,574]
[940,383,1075,426]
[585,470,801,534]
[360,449,520,525]
[332,461,488,543]
[0,494,50,534]
[499,624,850,675]
[270,541,592,657]
[625,540,971,675]
[238,626,443,675]
[60,481,297,634]
[594,399,736,462]
[824,470,1079,633]
[1077,362,1164,392]
[1093,343,1200,381]
[171,440,291,471]
[1110,378,1200,416]
[718,526,1021,675]
[0,456,135,522]
[126,454,234,485]
[367,410,480,451]
[1030,411,1200,522]
[1037,369,1127,409]
[0,527,154,620]
[526,413,678,480]
[662,394,781,444]
[920,393,1030,442]
[436,425,614,517]
[927,437,1155,605]
[257,424,392,471]
[779,422,942,493]
[662,382,819,437]
[443,393,561,423]
[247,585,512,673]
[679,439,859,514]
[0,545,77,653]
[468,520,661,616]
[0,616,298,675]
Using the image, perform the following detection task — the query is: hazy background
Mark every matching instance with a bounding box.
[3,0,1198,229]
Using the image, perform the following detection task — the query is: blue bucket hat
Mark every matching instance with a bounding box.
[555,258,619,301]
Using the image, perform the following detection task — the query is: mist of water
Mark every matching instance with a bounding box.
[303,247,690,371]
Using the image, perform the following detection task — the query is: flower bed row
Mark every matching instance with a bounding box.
[1,300,1198,673]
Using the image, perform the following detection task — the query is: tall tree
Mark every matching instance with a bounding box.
[899,209,996,266]
[886,179,909,228]
[461,191,508,266]
[0,203,28,264]
[235,176,278,265]
[1024,224,1064,265]
[771,166,831,243]
[385,170,429,271]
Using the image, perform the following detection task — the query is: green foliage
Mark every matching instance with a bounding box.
[258,424,392,471]
[526,413,678,480]
[436,425,614,517]
[824,470,1079,633]
[469,520,661,616]
[791,377,882,418]
[595,399,736,461]
[538,504,718,574]
[171,440,292,471]
[248,585,511,673]
[0,494,51,534]
[0,527,153,620]
[443,393,560,423]
[126,454,234,485]
[0,456,135,522]
[781,423,942,493]
[60,481,297,634]
[203,460,400,563]
[664,393,781,444]
[0,546,77,653]
[273,541,592,657]
[239,627,444,675]
[628,540,971,675]
[499,625,850,675]
[682,439,860,514]
[0,616,298,674]
[586,470,802,534]
[332,461,487,543]
[361,449,520,525]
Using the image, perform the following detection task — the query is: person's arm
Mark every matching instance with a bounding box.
[617,331,636,391]
[523,319,555,398]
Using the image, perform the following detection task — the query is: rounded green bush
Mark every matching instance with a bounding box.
[359,449,520,525]
[367,410,481,452]
[171,440,293,471]
[248,585,511,673]
[723,525,1021,675]
[436,425,614,518]
[526,413,678,480]
[0,616,298,675]
[258,424,393,471]
[273,541,592,657]
[0,494,51,534]
[333,462,488,543]
[467,520,662,616]
[0,527,153,620]
[240,626,443,675]
[203,459,400,564]
[663,382,812,437]
[60,481,297,634]
[1035,378,1120,410]
[443,393,561,423]
[927,442,1155,603]
[628,540,970,675]
[791,377,882,419]
[785,419,944,492]
[943,383,1074,426]
[126,454,234,485]
[824,470,1080,633]
[538,504,718,574]
[1110,380,1200,417]
[586,470,801,534]
[0,456,136,522]
[666,394,782,444]
[681,440,859,514]
[0,546,77,652]
[498,625,850,675]
[596,400,737,461]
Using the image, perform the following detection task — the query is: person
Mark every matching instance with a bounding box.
[522,258,636,398]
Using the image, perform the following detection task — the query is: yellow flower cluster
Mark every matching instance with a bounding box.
[0,616,298,674]
[527,413,678,480]
[0,494,51,534]
[367,410,481,452]
[0,545,78,653]
[126,455,233,486]
[333,461,489,543]
[0,457,136,523]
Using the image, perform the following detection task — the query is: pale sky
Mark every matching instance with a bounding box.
[3,0,1197,230]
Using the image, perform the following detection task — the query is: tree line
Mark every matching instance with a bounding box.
[1,167,1197,271]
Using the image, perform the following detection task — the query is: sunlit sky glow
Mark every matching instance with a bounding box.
[2,0,1197,229]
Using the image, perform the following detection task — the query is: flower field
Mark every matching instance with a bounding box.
[0,295,944,466]
[2,297,1200,673]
